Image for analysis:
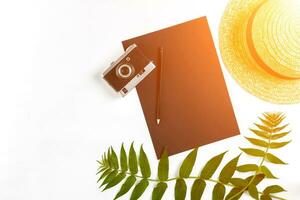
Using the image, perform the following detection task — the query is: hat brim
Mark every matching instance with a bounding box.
[219,0,300,104]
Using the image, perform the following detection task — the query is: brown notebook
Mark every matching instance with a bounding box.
[122,17,240,158]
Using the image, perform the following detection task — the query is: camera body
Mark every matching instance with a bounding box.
[103,44,156,96]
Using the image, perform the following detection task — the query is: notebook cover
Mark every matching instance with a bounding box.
[122,17,240,158]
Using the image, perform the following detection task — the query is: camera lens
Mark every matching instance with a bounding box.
[116,64,134,79]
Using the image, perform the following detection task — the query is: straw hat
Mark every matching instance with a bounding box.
[219,0,300,104]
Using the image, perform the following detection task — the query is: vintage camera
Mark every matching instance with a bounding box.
[103,44,156,96]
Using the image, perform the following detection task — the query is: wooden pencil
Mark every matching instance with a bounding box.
[156,46,163,125]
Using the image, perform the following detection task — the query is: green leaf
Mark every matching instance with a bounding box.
[129,143,138,174]
[266,153,287,164]
[253,174,265,185]
[225,187,243,200]
[270,141,291,149]
[179,148,198,178]
[200,151,227,179]
[248,184,259,200]
[244,137,268,148]
[246,174,265,185]
[175,179,187,200]
[103,172,126,191]
[107,148,112,167]
[271,131,290,140]
[120,144,128,172]
[260,194,272,200]
[249,129,269,139]
[236,164,258,172]
[230,178,247,187]
[191,179,206,200]
[97,169,111,182]
[260,166,277,179]
[114,176,136,200]
[100,170,118,187]
[158,148,169,181]
[97,167,106,174]
[219,155,240,184]
[263,185,286,194]
[110,147,119,169]
[139,146,151,178]
[103,152,109,166]
[254,123,272,133]
[273,124,289,133]
[130,179,149,200]
[98,158,103,165]
[212,183,225,200]
[152,182,167,200]
[239,148,265,157]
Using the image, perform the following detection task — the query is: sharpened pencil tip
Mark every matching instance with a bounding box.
[156,119,160,125]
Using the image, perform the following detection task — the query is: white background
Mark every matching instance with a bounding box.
[0,0,299,199]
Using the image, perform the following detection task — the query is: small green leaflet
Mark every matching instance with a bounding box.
[130,179,149,200]
[152,182,167,200]
[236,164,258,172]
[266,153,287,164]
[219,155,240,184]
[179,148,198,178]
[114,176,136,200]
[107,148,112,167]
[100,170,118,187]
[246,174,265,185]
[200,151,227,179]
[271,131,290,140]
[120,144,128,171]
[212,183,225,200]
[158,148,169,181]
[191,179,206,200]
[273,124,289,133]
[244,137,268,148]
[97,166,106,175]
[139,146,151,178]
[230,178,247,187]
[239,148,265,157]
[97,168,111,182]
[260,166,277,179]
[110,147,119,169]
[270,141,291,149]
[102,172,126,191]
[225,187,243,200]
[129,143,138,175]
[175,179,187,200]
[248,184,259,200]
[249,128,269,139]
[263,185,286,194]
[254,123,272,133]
